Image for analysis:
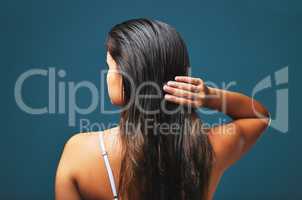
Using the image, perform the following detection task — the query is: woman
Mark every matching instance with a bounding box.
[55,18,270,200]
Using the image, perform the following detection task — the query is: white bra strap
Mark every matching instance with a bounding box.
[98,132,118,200]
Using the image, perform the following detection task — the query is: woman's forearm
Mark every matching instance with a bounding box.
[204,87,269,120]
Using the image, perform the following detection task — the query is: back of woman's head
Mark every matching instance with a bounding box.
[106,18,213,200]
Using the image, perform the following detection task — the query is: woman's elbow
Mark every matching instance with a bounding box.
[253,101,271,129]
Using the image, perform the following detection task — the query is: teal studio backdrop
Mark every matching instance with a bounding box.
[1,0,301,199]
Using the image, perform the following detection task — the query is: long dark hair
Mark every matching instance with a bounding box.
[106,18,213,200]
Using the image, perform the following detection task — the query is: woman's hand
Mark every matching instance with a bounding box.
[163,76,210,107]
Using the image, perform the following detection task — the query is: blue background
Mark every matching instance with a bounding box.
[1,0,301,199]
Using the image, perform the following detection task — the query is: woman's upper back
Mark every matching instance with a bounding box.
[55,126,225,200]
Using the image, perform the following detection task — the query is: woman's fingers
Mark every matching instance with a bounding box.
[164,94,197,107]
[163,85,198,99]
[166,81,200,92]
[175,76,203,85]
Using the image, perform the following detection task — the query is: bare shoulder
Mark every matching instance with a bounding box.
[65,131,100,149]
[58,127,120,175]
[63,127,120,158]
[64,128,119,155]
[207,117,269,171]
[58,132,101,171]
[61,132,98,159]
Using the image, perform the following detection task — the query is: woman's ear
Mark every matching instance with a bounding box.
[106,52,125,106]
[107,69,125,106]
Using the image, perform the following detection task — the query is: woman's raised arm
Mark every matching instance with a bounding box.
[163,76,270,170]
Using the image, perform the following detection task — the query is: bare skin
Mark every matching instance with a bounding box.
[55,53,270,200]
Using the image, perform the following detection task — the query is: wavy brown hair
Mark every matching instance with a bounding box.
[106,18,213,200]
